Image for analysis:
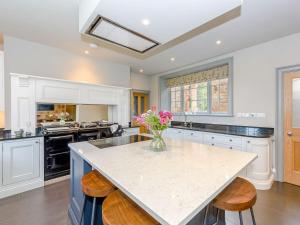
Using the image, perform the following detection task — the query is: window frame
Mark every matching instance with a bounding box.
[160,58,233,117]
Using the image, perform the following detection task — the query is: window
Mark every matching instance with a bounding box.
[166,62,232,115]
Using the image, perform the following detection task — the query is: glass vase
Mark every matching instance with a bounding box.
[150,130,166,151]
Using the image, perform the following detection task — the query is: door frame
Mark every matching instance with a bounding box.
[276,64,300,181]
[130,89,150,120]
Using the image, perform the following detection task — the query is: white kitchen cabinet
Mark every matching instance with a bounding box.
[0,137,44,199]
[243,138,271,181]
[0,143,2,188]
[165,127,273,190]
[2,139,40,185]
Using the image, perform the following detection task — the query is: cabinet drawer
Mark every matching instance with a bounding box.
[204,133,242,146]
[207,142,243,151]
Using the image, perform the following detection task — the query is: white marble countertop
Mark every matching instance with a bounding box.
[69,137,257,225]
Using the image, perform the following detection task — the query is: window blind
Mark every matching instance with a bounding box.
[166,64,229,88]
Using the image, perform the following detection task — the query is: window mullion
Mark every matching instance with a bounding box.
[208,80,212,114]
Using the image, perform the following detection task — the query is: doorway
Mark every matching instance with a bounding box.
[131,91,149,128]
[283,69,300,186]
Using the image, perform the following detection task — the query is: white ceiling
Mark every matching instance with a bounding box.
[81,0,241,44]
[0,0,300,75]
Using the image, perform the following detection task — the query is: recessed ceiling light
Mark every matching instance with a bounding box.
[216,40,222,45]
[170,57,175,61]
[141,19,150,26]
[84,50,89,55]
[89,43,98,48]
[139,69,144,73]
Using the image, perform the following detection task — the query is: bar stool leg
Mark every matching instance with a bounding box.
[79,195,87,225]
[216,208,220,225]
[239,211,244,225]
[202,206,209,225]
[250,207,257,225]
[90,197,97,225]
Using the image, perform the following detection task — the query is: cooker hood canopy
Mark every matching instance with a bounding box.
[79,0,242,57]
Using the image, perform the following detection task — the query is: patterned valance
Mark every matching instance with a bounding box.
[166,64,229,88]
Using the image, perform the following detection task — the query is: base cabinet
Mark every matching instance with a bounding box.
[2,139,40,185]
[165,128,273,190]
[0,137,44,199]
[243,138,270,180]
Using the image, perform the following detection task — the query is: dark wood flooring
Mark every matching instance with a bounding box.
[0,181,300,225]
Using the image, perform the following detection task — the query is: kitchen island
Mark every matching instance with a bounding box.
[68,135,257,225]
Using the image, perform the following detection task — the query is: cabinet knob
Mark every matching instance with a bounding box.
[211,143,215,146]
[35,141,39,144]
[191,133,194,136]
[247,140,251,144]
[211,137,214,139]
[229,139,232,142]
[287,131,293,136]
[229,147,233,149]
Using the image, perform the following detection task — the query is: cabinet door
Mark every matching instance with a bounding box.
[2,139,40,185]
[244,138,270,180]
[0,143,2,186]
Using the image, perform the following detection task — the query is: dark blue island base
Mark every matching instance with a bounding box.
[68,150,225,225]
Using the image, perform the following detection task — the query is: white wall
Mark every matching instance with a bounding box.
[3,36,131,128]
[130,72,151,91]
[0,51,4,111]
[151,32,300,128]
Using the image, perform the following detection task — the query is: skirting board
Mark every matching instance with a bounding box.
[0,179,44,199]
[44,175,70,186]
[244,174,274,190]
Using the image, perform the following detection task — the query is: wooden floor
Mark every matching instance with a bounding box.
[0,181,300,225]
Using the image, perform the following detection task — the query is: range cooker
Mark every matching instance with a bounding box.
[42,122,122,181]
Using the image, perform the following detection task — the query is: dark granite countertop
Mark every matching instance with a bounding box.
[0,130,44,142]
[170,121,274,138]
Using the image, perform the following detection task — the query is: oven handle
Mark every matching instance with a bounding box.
[48,135,74,142]
[48,151,70,157]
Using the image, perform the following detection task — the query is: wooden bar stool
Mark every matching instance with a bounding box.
[80,170,116,225]
[207,177,257,225]
[102,190,159,225]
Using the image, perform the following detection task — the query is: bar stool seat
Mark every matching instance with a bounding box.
[81,170,115,198]
[212,177,257,225]
[102,190,159,225]
[80,170,116,225]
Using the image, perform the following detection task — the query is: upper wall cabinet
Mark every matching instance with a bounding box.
[10,74,131,132]
[35,79,81,104]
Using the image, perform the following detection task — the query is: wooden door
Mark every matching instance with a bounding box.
[284,70,300,186]
[2,139,40,185]
[131,92,149,127]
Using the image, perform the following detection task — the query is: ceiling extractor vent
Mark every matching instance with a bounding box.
[87,16,159,53]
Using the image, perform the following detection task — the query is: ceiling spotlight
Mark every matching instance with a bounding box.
[216,40,222,45]
[170,57,175,61]
[84,50,89,55]
[89,43,98,48]
[141,19,150,26]
[139,69,144,73]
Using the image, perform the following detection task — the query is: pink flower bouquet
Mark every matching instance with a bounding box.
[134,110,173,151]
[134,110,173,131]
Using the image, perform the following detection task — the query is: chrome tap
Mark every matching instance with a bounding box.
[184,114,188,127]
